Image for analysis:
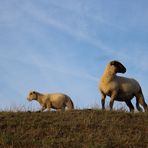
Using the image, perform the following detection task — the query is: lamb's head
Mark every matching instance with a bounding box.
[109,60,126,74]
[27,91,37,101]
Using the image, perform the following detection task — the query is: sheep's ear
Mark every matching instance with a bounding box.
[110,60,121,67]
[110,61,116,65]
[110,60,126,73]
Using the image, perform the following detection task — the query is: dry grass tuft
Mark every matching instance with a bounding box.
[0,109,148,147]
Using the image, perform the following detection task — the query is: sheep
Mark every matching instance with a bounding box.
[27,91,74,111]
[99,60,148,112]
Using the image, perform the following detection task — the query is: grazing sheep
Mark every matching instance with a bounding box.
[99,60,148,112]
[27,91,74,111]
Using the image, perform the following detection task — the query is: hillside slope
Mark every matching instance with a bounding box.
[0,110,148,148]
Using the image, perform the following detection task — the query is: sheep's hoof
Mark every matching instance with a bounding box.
[137,107,143,112]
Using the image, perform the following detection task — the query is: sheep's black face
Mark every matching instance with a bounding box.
[110,60,126,73]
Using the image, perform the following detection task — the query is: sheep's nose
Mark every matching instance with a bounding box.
[120,64,126,73]
[124,68,126,73]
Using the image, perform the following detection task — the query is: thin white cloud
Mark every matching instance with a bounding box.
[18,2,117,53]
[48,1,127,31]
[14,1,148,73]
[24,50,99,82]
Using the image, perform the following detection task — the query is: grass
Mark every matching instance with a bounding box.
[0,109,148,148]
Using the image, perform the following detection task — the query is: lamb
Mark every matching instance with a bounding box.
[99,60,148,112]
[27,91,74,111]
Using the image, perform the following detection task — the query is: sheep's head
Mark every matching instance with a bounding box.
[27,91,37,101]
[110,60,126,74]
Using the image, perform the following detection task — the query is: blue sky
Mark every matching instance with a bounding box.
[0,0,148,110]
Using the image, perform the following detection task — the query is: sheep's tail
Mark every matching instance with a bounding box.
[136,88,148,112]
[66,96,74,110]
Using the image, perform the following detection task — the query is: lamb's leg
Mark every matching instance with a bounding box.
[57,109,62,111]
[109,100,114,110]
[61,107,65,111]
[100,91,106,110]
[47,103,51,111]
[41,105,46,112]
[125,100,134,112]
[57,107,65,112]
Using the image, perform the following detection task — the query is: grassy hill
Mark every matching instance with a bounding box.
[0,110,148,148]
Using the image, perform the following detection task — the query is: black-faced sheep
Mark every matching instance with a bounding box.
[99,60,148,112]
[27,91,74,111]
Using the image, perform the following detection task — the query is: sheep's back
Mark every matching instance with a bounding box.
[116,76,140,94]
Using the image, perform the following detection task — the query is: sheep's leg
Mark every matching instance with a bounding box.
[136,98,143,112]
[136,96,147,112]
[101,92,106,110]
[136,92,147,112]
[125,101,134,112]
[139,99,147,112]
[109,91,117,110]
